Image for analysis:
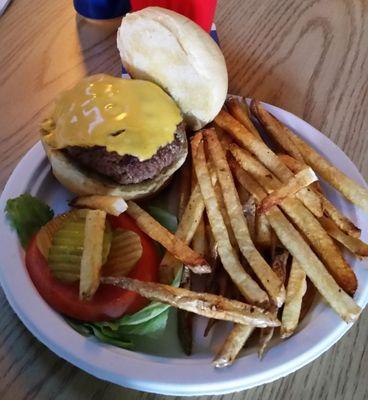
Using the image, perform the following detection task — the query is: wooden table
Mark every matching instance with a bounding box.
[0,0,367,399]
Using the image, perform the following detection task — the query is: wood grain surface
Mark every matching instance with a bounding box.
[0,0,367,399]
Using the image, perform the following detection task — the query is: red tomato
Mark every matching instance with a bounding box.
[25,213,159,322]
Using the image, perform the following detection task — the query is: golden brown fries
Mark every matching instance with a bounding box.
[259,167,318,214]
[281,258,307,338]
[213,179,237,248]
[285,126,368,212]
[213,324,254,368]
[70,195,127,216]
[234,165,361,322]
[178,159,192,220]
[217,110,323,217]
[205,129,285,306]
[319,217,368,258]
[204,268,230,337]
[226,98,262,140]
[192,216,207,256]
[159,168,218,283]
[250,100,304,161]
[159,184,205,283]
[267,208,361,322]
[279,154,361,237]
[191,132,269,306]
[102,276,280,327]
[79,210,107,300]
[230,144,358,295]
[256,214,273,249]
[242,196,257,241]
[258,249,288,358]
[127,201,211,274]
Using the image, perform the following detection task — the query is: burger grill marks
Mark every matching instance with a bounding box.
[64,123,186,185]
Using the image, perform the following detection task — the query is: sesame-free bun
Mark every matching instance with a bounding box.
[117,7,228,130]
[41,133,188,200]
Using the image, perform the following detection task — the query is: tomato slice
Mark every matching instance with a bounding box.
[25,213,159,322]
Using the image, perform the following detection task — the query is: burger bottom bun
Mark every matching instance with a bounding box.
[41,135,188,200]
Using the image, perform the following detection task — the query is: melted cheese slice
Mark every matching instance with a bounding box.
[43,74,183,161]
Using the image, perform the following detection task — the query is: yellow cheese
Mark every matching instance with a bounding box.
[43,74,183,161]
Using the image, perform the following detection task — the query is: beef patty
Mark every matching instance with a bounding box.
[64,123,186,185]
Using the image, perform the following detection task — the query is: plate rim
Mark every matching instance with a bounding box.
[0,101,367,396]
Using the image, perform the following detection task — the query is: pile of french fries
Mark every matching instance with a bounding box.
[66,99,368,368]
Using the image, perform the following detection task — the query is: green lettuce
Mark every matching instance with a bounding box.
[5,193,54,247]
[68,271,181,348]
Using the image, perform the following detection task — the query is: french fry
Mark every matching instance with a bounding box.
[212,324,254,368]
[191,216,207,256]
[226,97,262,140]
[205,129,285,306]
[234,163,361,322]
[127,201,211,275]
[242,196,257,241]
[213,180,237,248]
[216,110,323,217]
[230,144,358,295]
[319,217,368,258]
[270,249,289,283]
[177,266,193,356]
[234,165,273,248]
[255,213,273,249]
[178,158,192,220]
[204,268,229,337]
[279,154,361,238]
[214,124,234,150]
[191,132,269,306]
[206,222,218,265]
[176,161,195,356]
[159,170,218,283]
[281,258,307,338]
[258,249,288,358]
[283,124,368,212]
[102,276,280,327]
[259,167,318,213]
[250,100,304,161]
[215,110,323,217]
[300,279,316,322]
[70,195,127,216]
[230,159,267,204]
[79,210,107,300]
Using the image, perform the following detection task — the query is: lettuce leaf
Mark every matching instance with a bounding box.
[67,270,181,348]
[5,193,54,247]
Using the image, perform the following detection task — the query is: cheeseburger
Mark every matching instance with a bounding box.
[41,75,187,199]
[42,7,228,199]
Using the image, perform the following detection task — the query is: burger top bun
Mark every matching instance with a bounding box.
[117,7,228,130]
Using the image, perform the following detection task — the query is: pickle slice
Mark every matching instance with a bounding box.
[53,272,80,283]
[37,209,111,283]
[102,228,143,277]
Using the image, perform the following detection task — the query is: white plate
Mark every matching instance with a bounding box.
[0,102,367,396]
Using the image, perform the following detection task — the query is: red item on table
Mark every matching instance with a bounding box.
[130,0,217,32]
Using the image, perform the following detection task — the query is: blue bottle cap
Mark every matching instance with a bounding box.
[74,0,131,20]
